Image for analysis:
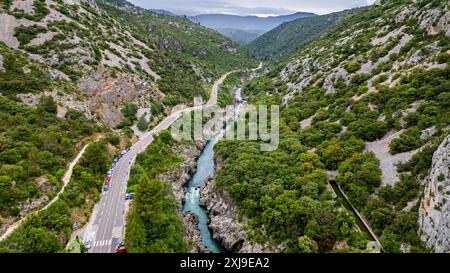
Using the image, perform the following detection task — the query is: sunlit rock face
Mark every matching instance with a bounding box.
[419,135,450,253]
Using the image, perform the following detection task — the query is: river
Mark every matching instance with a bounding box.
[182,87,243,253]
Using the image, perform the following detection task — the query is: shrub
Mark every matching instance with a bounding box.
[345,60,361,73]
[389,127,422,154]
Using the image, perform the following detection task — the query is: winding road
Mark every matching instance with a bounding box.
[77,65,262,253]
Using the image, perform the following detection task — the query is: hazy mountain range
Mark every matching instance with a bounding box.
[189,12,316,44]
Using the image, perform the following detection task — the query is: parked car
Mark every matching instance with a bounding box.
[125,192,135,200]
[103,186,110,192]
[84,241,92,249]
[115,246,126,254]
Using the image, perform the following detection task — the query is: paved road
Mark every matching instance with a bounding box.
[79,69,237,253]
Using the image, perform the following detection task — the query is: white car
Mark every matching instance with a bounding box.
[84,241,92,249]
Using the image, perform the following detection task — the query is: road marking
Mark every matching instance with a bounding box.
[92,239,111,247]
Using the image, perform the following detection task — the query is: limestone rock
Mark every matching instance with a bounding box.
[200,176,278,253]
[419,134,450,253]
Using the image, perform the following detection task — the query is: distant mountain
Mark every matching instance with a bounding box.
[248,9,354,63]
[149,9,176,16]
[216,28,265,45]
[189,12,316,44]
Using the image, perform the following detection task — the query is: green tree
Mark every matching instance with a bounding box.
[38,95,57,114]
[137,116,149,131]
[298,235,318,253]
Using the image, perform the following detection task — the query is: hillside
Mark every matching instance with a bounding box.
[248,9,354,63]
[189,12,316,44]
[0,0,254,126]
[0,0,255,246]
[213,0,450,253]
[212,28,264,45]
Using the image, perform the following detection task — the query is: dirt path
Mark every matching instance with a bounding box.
[365,130,421,186]
[0,142,92,241]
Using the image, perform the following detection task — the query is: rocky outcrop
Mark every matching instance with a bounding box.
[17,70,162,127]
[159,141,210,253]
[182,213,211,253]
[200,175,276,253]
[0,53,4,72]
[419,134,450,253]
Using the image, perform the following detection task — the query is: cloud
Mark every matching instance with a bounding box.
[128,0,371,16]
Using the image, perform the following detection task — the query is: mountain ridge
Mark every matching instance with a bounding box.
[189,12,317,44]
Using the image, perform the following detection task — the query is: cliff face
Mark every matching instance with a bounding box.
[200,175,277,253]
[419,134,450,253]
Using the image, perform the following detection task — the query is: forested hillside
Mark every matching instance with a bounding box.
[248,9,353,63]
[216,0,450,253]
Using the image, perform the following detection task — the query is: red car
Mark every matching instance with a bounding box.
[115,246,126,254]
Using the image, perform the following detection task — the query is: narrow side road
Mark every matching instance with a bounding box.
[0,142,92,242]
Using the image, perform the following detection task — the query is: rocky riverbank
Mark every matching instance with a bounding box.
[159,140,212,253]
[200,159,276,253]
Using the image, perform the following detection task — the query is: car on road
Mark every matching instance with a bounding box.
[111,238,126,253]
[103,186,110,192]
[84,241,92,249]
[115,245,126,254]
[125,192,135,200]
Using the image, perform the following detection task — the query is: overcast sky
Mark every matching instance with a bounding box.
[129,0,377,16]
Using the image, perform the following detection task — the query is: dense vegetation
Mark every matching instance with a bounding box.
[0,140,112,253]
[215,118,370,252]
[217,72,243,107]
[214,0,450,252]
[0,39,105,225]
[125,131,188,253]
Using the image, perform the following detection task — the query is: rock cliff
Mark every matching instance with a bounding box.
[419,134,450,253]
[200,174,276,253]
